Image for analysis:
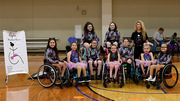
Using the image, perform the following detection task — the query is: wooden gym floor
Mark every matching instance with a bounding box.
[0,53,180,101]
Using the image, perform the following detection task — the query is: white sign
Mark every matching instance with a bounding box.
[75,25,82,38]
[3,30,29,76]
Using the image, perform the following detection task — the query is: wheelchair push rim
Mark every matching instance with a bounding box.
[37,64,57,88]
[162,64,179,88]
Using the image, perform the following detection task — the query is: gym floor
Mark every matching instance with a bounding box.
[0,53,180,101]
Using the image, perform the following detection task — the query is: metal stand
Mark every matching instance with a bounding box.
[5,73,34,85]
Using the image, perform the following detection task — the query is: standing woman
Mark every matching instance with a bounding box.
[80,22,98,51]
[103,22,122,51]
[130,20,153,59]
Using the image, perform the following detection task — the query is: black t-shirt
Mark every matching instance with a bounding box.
[131,31,148,46]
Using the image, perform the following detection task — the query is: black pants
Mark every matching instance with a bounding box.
[134,46,143,59]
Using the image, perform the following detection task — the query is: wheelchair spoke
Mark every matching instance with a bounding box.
[37,64,56,88]
[162,64,178,88]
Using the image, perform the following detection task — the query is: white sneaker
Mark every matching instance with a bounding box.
[150,77,156,82]
[146,76,152,81]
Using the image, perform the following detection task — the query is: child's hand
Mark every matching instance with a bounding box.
[120,59,122,63]
[80,47,84,51]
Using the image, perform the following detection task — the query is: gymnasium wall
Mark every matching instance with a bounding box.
[0,0,102,50]
[0,0,180,50]
[113,0,180,38]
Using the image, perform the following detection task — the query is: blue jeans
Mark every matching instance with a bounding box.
[151,40,164,53]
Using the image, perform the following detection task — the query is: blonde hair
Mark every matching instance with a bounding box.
[134,20,146,41]
[143,44,151,50]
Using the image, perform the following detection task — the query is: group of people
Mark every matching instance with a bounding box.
[44,20,176,84]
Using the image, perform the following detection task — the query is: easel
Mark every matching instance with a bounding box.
[5,73,34,85]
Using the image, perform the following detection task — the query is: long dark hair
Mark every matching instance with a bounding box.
[83,22,95,34]
[70,42,80,56]
[172,32,177,38]
[46,38,59,59]
[110,44,118,61]
[159,44,170,58]
[108,22,118,32]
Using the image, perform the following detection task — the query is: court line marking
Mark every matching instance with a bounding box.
[87,85,114,101]
[76,86,98,101]
[88,84,180,94]
[160,87,167,94]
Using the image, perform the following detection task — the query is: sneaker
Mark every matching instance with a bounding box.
[96,75,101,80]
[146,76,152,81]
[77,77,83,83]
[91,75,94,80]
[110,77,113,82]
[84,76,91,82]
[113,78,117,83]
[75,78,82,83]
[150,77,156,82]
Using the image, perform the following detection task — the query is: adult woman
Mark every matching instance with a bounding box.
[130,20,153,59]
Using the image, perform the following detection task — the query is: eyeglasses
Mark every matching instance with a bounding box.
[92,43,97,44]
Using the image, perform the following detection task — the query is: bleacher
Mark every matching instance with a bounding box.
[123,37,180,53]
[0,38,58,52]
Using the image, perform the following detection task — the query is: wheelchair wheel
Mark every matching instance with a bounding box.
[162,64,179,88]
[155,70,162,85]
[131,61,136,80]
[54,67,62,86]
[37,64,56,88]
[64,68,70,85]
[135,67,140,84]
[103,64,108,88]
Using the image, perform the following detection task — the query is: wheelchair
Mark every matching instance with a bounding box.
[134,59,156,84]
[146,63,179,89]
[121,60,136,83]
[68,66,90,87]
[87,59,103,80]
[134,64,148,84]
[102,60,124,88]
[37,59,71,88]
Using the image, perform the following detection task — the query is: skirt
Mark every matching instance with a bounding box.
[67,62,87,71]
[106,61,121,67]
[135,59,156,67]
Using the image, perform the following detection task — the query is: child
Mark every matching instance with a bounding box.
[119,39,134,77]
[45,38,67,78]
[106,45,121,81]
[135,44,155,76]
[168,32,178,56]
[103,22,122,51]
[67,42,90,83]
[80,22,98,60]
[88,40,102,80]
[146,44,172,82]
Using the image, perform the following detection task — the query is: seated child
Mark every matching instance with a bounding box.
[67,42,90,83]
[45,38,67,78]
[167,32,178,56]
[106,45,121,81]
[146,44,172,82]
[119,39,134,77]
[135,43,155,76]
[88,40,102,80]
